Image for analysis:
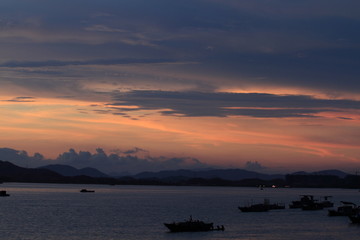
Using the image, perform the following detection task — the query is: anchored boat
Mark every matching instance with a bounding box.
[164,216,224,232]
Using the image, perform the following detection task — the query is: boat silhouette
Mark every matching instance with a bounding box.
[0,190,10,197]
[328,201,358,216]
[164,216,224,232]
[349,214,360,223]
[80,189,95,193]
[239,199,285,212]
[289,195,315,208]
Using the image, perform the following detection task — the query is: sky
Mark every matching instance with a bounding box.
[0,0,360,174]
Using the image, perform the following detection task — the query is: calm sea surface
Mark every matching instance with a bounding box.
[0,183,359,240]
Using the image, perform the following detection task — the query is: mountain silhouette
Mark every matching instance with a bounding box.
[291,169,349,178]
[40,164,108,178]
[133,169,284,181]
[0,160,356,187]
[0,160,63,182]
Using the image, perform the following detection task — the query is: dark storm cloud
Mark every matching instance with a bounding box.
[0,148,45,167]
[110,91,360,118]
[200,47,360,93]
[0,147,209,174]
[55,148,209,174]
[1,1,359,96]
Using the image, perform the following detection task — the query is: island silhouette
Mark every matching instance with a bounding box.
[0,160,359,188]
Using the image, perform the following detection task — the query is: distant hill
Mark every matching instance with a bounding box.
[0,160,64,182]
[0,160,118,184]
[133,169,284,181]
[313,170,349,178]
[0,160,357,188]
[291,169,349,178]
[40,164,108,178]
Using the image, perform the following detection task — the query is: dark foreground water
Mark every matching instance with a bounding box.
[0,183,359,240]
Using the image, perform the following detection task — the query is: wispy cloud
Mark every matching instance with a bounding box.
[85,24,127,33]
[0,58,177,68]
[3,96,36,102]
[108,90,360,118]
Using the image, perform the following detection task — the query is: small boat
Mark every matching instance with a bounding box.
[0,190,10,197]
[301,202,324,211]
[239,203,269,212]
[239,199,285,212]
[164,216,224,232]
[80,189,95,193]
[267,202,286,210]
[264,198,286,210]
[289,195,315,209]
[349,214,360,224]
[328,201,358,216]
[319,196,334,208]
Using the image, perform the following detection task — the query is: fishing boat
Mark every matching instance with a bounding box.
[0,190,10,197]
[239,203,269,212]
[289,195,315,208]
[80,188,95,192]
[319,196,334,208]
[264,198,286,210]
[349,215,360,223]
[239,199,285,212]
[164,216,224,232]
[328,201,358,216]
[267,202,286,210]
[301,201,324,211]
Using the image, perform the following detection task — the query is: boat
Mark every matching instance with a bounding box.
[301,201,324,211]
[289,195,324,210]
[267,202,286,210]
[328,201,358,216]
[164,216,224,232]
[349,214,360,223]
[264,198,286,210]
[319,196,334,208]
[80,189,95,193]
[239,203,269,212]
[239,199,285,212]
[289,195,315,208]
[0,190,10,197]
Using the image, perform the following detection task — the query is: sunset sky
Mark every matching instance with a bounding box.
[1,0,359,174]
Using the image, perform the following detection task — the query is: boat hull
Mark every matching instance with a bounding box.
[238,205,269,212]
[164,222,214,232]
[349,216,360,224]
[0,190,10,197]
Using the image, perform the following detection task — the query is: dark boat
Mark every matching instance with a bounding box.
[239,203,269,212]
[328,201,358,216]
[301,202,324,211]
[319,196,334,208]
[267,203,286,210]
[349,215,360,224]
[164,216,223,232]
[0,190,10,197]
[239,199,285,212]
[290,195,333,210]
[264,199,286,210]
[80,189,95,193]
[289,195,315,209]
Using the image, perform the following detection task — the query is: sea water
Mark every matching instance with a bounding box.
[0,183,359,240]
